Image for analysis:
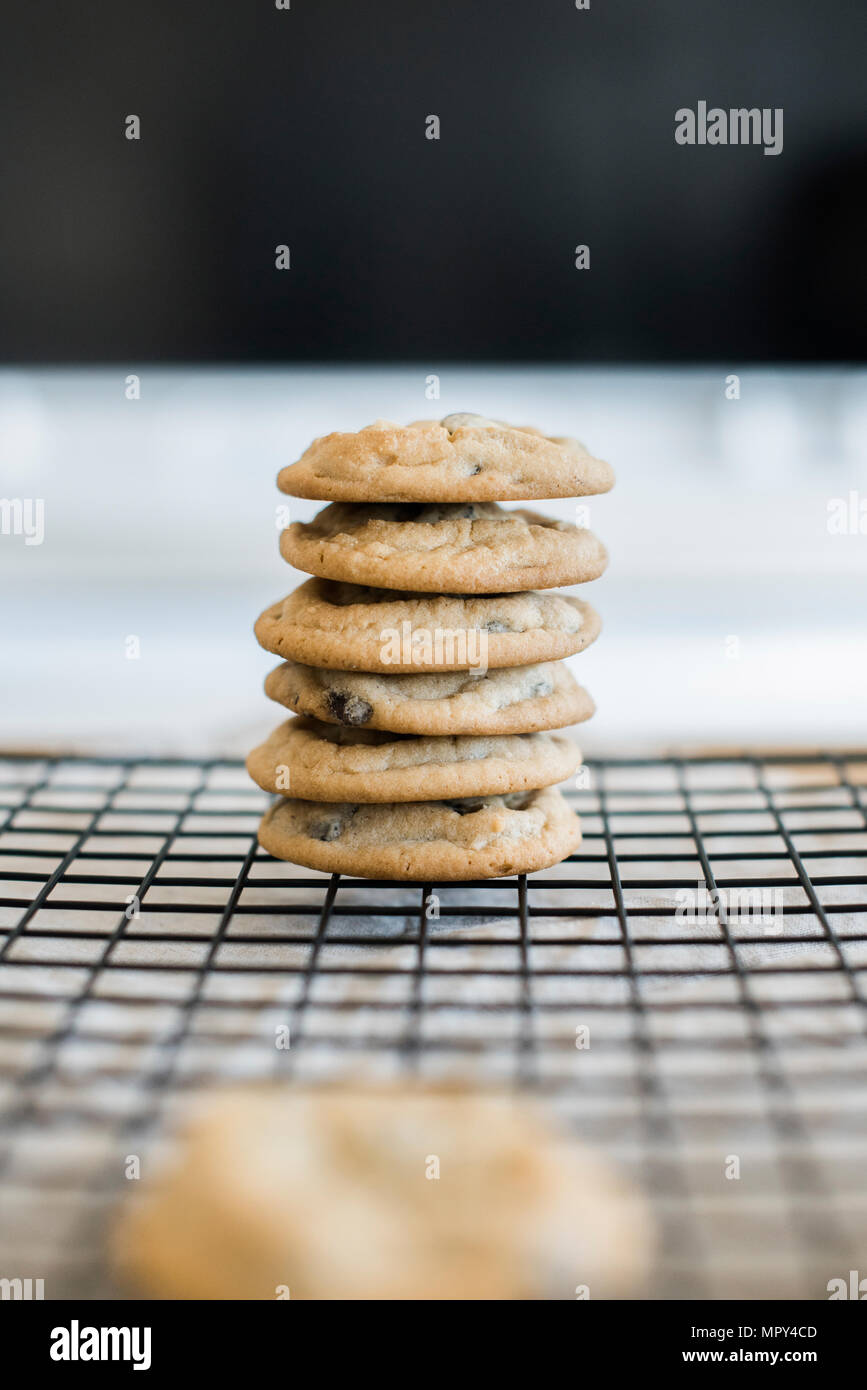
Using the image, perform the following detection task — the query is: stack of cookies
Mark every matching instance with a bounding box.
[248,414,614,880]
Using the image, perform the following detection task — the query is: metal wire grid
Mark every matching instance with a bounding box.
[1,750,866,1300]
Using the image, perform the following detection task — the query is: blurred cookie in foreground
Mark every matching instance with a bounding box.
[115,1084,651,1300]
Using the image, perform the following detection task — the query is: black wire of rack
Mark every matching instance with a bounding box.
[1,750,866,1299]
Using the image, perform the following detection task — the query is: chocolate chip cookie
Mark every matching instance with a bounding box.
[264,659,594,736]
[279,502,607,593]
[247,718,581,801]
[116,1083,650,1300]
[277,415,615,503]
[254,579,602,673]
[256,786,581,879]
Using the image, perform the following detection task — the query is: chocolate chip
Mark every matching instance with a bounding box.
[468,464,482,475]
[445,798,487,815]
[396,504,453,524]
[441,412,483,432]
[311,817,343,841]
[326,691,374,726]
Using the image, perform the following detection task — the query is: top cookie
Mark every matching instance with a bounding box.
[277,415,615,503]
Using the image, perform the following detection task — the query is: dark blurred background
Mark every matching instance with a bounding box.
[0,0,865,362]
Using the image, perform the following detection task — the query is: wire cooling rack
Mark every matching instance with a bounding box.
[1,750,866,1300]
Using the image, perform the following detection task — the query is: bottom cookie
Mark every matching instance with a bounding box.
[257,786,580,879]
